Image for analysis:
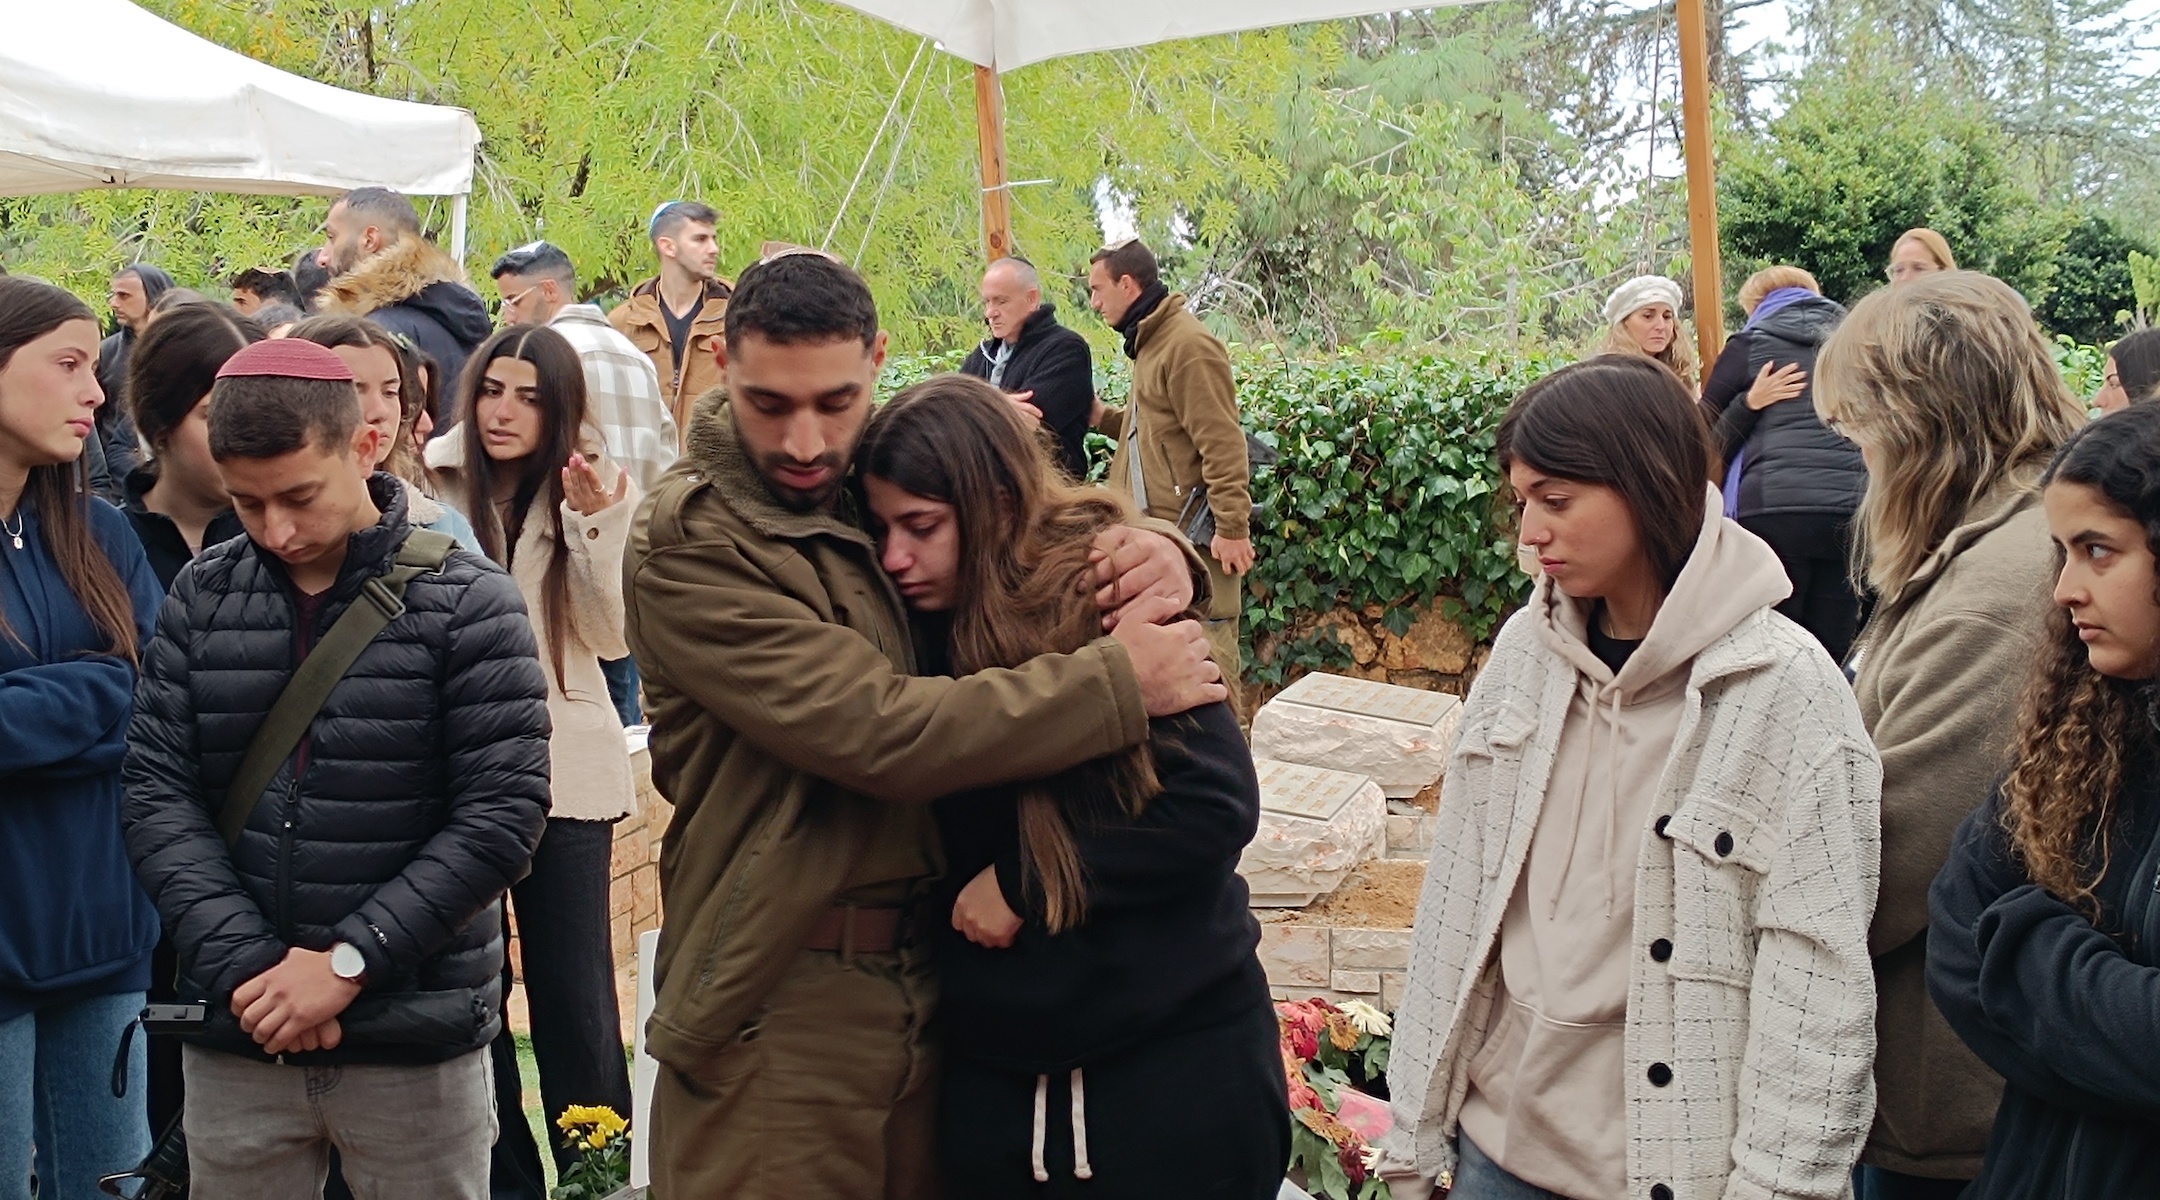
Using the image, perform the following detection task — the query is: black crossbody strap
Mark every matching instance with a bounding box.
[216,529,457,847]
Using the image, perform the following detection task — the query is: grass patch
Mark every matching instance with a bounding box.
[515,1032,556,1192]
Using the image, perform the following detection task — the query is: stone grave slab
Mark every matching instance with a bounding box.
[1250,672,1463,798]
[1240,759,1387,907]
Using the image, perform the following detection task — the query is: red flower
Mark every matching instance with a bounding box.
[1339,1139,1369,1186]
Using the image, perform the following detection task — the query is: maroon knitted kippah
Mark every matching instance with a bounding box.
[215,338,355,382]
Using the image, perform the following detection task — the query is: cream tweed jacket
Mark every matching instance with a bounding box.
[1386,603,1882,1200]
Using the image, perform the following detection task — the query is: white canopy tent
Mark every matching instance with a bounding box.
[0,0,482,256]
[834,0,1473,73]
[830,0,1730,358]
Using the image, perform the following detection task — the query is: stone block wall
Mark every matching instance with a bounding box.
[610,747,671,969]
[1246,598,1493,712]
[1258,922,1415,1009]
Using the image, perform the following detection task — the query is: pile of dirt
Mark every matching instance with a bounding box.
[1259,859,1426,929]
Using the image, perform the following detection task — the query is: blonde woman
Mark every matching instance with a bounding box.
[1886,229,1956,285]
[1597,274,1699,389]
[1814,270,2087,1200]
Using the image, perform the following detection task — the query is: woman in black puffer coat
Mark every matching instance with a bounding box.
[1701,265,1867,661]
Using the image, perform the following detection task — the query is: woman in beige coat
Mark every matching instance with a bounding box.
[1812,271,2087,1200]
[1386,356,1881,1200]
[427,325,638,1195]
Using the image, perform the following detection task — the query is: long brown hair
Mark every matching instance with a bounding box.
[1815,271,2085,600]
[0,278,140,662]
[859,374,1165,933]
[2001,405,2160,914]
[455,325,589,692]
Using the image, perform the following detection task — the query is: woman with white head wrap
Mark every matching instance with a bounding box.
[1597,274,1698,389]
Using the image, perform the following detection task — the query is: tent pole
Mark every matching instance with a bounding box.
[974,65,1012,261]
[449,193,469,265]
[1675,0,1723,367]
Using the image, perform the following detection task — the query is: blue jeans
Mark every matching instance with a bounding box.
[1451,1134,1568,1200]
[0,990,149,1200]
[601,656,642,727]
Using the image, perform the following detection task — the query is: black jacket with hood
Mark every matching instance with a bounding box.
[959,304,1096,480]
[1701,294,1865,521]
[1929,770,2160,1198]
[317,239,492,416]
[122,475,552,1064]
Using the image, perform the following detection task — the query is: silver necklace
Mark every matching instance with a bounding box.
[1,510,20,551]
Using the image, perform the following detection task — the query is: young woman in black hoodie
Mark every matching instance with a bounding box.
[1929,400,2160,1196]
[857,374,1288,1198]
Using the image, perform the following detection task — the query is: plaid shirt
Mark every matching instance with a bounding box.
[551,304,679,492]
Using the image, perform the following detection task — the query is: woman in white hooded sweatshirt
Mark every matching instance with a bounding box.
[1383,355,1883,1200]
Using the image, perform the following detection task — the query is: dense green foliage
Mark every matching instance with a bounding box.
[2035,215,2157,345]
[1,0,1306,353]
[1718,62,2065,310]
[1720,0,2159,333]
[3,0,2152,355]
[1238,351,1540,682]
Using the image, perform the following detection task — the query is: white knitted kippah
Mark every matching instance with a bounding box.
[1603,275,1685,328]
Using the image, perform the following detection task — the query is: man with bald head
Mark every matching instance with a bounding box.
[959,257,1096,477]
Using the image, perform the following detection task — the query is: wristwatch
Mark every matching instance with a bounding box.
[329,941,368,984]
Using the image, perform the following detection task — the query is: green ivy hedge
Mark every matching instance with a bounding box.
[883,348,1547,686]
[1236,350,1548,684]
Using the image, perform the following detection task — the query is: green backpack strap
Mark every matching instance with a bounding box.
[216,529,458,847]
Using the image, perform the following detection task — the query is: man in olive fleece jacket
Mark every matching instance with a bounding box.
[1085,238,1253,680]
[624,252,1227,1199]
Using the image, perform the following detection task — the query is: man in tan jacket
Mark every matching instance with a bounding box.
[609,200,731,440]
[1085,238,1254,680]
[624,251,1227,1199]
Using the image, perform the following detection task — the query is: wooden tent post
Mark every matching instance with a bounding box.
[974,65,1013,261]
[1675,0,1724,365]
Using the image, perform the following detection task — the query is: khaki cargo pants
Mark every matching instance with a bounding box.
[1205,552,1243,690]
[649,943,939,1199]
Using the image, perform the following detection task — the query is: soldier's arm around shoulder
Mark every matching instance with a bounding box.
[625,483,1150,805]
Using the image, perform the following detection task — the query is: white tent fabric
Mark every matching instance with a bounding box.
[830,0,1461,72]
[0,0,479,200]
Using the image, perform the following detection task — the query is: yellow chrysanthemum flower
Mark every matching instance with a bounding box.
[556,1103,625,1134]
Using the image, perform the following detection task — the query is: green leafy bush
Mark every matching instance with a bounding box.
[1238,350,1548,684]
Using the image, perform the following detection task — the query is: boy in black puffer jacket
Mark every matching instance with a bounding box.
[122,339,550,1200]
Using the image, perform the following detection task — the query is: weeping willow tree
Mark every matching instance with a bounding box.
[0,0,1306,350]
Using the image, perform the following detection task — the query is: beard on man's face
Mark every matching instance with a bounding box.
[754,448,850,512]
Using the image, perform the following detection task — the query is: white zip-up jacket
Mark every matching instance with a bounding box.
[1385,494,1883,1200]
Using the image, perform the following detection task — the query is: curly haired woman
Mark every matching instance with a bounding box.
[1929,401,2160,1196]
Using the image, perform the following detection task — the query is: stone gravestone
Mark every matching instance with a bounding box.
[1240,759,1387,907]
[1250,672,1463,799]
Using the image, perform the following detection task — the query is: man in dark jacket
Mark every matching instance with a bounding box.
[123,339,551,1200]
[92,263,175,502]
[313,187,492,417]
[959,257,1096,477]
